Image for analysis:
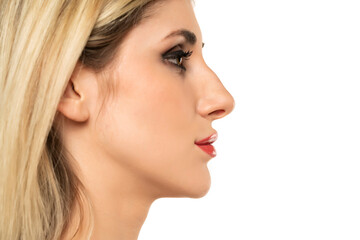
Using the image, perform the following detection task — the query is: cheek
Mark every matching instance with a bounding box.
[94,64,197,177]
[120,61,195,138]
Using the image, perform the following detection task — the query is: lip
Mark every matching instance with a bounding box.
[195,132,218,145]
[195,132,218,158]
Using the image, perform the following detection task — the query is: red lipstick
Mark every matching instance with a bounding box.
[195,132,217,157]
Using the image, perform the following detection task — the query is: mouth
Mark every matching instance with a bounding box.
[195,132,217,158]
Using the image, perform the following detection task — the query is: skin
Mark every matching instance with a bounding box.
[57,0,235,239]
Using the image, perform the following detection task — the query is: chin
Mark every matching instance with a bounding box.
[182,168,212,198]
[175,175,212,199]
[157,175,211,199]
[154,166,212,199]
[187,180,211,199]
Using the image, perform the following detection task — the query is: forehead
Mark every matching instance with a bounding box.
[123,0,202,48]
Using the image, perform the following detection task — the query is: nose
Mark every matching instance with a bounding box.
[196,67,235,121]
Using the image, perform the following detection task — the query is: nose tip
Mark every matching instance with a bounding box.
[196,62,235,121]
[197,89,235,121]
[211,93,235,120]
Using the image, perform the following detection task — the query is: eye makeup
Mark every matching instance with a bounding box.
[162,44,193,72]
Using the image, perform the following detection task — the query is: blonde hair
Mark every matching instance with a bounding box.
[0,0,159,239]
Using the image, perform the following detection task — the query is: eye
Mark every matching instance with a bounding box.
[162,49,193,71]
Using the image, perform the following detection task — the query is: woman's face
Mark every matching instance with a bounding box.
[76,0,234,199]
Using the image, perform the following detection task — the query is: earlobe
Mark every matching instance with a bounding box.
[57,65,91,123]
[57,96,90,123]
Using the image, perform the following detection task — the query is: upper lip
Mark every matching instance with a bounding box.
[195,132,218,145]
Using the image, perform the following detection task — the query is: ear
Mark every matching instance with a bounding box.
[57,63,92,122]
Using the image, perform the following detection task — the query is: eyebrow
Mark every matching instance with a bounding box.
[164,29,205,48]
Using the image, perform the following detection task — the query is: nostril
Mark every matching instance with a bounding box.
[210,109,225,117]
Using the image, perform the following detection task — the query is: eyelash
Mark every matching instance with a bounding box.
[162,49,193,71]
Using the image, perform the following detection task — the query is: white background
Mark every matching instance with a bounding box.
[140,0,360,239]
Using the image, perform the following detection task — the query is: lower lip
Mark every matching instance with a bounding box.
[196,144,217,157]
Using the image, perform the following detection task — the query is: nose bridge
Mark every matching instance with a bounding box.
[196,65,235,121]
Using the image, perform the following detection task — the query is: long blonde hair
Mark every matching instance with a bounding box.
[0,0,158,239]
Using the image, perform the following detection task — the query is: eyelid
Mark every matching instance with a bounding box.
[162,44,183,56]
[163,50,192,59]
[162,46,193,72]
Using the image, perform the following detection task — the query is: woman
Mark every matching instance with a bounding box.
[0,0,235,239]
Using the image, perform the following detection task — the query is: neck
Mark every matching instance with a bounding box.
[89,193,154,240]
[61,182,156,240]
[60,155,159,240]
[59,124,163,240]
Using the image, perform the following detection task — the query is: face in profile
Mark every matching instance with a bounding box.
[60,0,235,200]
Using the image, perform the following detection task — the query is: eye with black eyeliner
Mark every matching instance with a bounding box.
[162,46,193,71]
